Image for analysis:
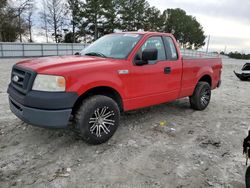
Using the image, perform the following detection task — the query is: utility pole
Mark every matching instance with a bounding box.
[224,46,227,54]
[206,35,210,53]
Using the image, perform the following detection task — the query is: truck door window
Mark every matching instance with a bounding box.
[164,37,178,60]
[135,36,166,64]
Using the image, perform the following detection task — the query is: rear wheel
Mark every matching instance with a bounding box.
[189,81,211,111]
[74,95,120,145]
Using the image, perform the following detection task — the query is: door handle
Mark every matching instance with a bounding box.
[164,67,171,74]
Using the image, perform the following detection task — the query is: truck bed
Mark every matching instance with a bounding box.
[179,49,222,98]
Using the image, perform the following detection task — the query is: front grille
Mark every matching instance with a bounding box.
[11,65,36,94]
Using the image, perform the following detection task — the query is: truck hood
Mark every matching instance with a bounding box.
[17,55,113,73]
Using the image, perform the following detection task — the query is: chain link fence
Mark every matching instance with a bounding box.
[0,43,88,58]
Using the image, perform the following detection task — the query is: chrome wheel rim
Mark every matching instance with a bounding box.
[200,89,210,106]
[89,106,115,137]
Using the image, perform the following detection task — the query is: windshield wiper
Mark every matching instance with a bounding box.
[84,52,107,58]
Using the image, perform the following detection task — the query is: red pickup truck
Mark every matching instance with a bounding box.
[8,32,222,144]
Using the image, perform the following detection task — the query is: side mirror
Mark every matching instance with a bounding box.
[142,48,158,61]
[134,48,158,66]
[74,52,80,55]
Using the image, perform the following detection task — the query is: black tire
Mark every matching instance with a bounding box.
[246,166,250,188]
[74,95,120,145]
[189,81,211,111]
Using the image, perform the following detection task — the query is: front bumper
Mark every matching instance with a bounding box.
[9,97,72,128]
[8,84,78,128]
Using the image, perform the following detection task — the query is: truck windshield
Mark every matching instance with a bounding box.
[80,34,142,59]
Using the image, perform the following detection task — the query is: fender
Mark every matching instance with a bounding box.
[67,72,126,99]
[196,66,213,86]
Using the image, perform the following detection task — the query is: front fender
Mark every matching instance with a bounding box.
[67,72,125,98]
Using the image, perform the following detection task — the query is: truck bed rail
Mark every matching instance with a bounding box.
[181,49,219,59]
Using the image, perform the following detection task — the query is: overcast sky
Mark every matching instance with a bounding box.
[148,0,250,53]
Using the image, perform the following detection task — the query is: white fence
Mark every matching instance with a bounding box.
[0,42,221,59]
[0,42,88,58]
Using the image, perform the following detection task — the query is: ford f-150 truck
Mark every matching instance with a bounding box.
[7,32,222,144]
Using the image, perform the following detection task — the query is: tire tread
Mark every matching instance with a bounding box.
[189,81,211,111]
[74,95,120,145]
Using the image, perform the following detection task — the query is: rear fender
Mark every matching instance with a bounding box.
[196,67,213,87]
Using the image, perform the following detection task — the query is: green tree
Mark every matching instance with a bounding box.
[162,8,205,49]
[101,0,120,35]
[228,52,250,60]
[67,0,81,43]
[64,32,80,43]
[119,0,149,31]
[83,0,104,40]
[143,6,163,31]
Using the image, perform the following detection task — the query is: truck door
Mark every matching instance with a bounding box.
[125,36,182,108]
[162,36,182,97]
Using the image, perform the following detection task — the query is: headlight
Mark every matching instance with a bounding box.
[32,74,66,92]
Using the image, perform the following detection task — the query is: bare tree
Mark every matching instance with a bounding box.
[40,0,49,42]
[26,3,35,42]
[46,0,66,43]
[12,0,34,42]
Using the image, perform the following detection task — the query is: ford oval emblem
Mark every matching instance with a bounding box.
[13,75,19,82]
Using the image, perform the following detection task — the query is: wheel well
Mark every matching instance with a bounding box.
[72,86,123,114]
[198,75,212,86]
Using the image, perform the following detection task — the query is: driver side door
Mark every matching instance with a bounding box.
[124,36,179,109]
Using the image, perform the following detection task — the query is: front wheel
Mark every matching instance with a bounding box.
[189,81,211,111]
[74,95,120,145]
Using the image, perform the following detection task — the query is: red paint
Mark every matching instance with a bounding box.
[17,32,222,111]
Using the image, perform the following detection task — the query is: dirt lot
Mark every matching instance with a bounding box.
[0,58,249,188]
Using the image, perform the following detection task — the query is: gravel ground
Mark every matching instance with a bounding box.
[0,58,249,188]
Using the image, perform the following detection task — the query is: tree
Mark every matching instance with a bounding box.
[77,0,120,41]
[0,0,8,40]
[101,0,120,34]
[46,0,66,43]
[162,8,205,49]
[67,0,81,43]
[83,0,104,40]
[63,32,80,43]
[2,0,207,48]
[12,0,34,42]
[25,2,35,42]
[0,0,28,42]
[228,52,250,60]
[0,0,8,20]
[40,0,49,42]
[143,6,163,31]
[119,0,149,31]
